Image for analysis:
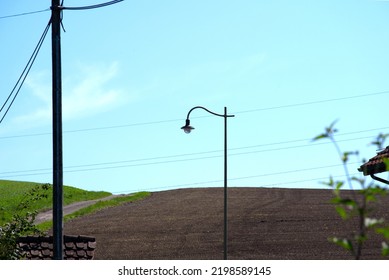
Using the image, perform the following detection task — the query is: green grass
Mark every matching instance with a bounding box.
[36,192,151,231]
[0,180,112,226]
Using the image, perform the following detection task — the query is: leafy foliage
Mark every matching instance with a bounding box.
[370,133,389,150]
[313,122,389,259]
[0,184,50,260]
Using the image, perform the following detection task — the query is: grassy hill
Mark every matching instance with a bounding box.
[0,180,112,226]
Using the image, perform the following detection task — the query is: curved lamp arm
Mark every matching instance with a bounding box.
[181,106,235,133]
[186,106,235,119]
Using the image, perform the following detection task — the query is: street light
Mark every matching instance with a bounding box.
[181,106,235,260]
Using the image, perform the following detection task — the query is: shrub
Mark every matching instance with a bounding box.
[0,184,49,259]
[313,121,389,259]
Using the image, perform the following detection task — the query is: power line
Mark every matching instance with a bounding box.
[1,123,387,165]
[0,8,50,20]
[0,118,183,140]
[0,131,368,177]
[0,1,125,125]
[61,0,124,11]
[62,142,360,172]
[0,18,52,124]
[114,172,364,193]
[234,90,389,114]
[259,172,363,188]
[0,156,358,188]
[0,128,383,176]
[0,0,124,19]
[0,123,384,180]
[1,89,388,139]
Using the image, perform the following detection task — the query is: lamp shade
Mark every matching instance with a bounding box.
[181,119,195,134]
[181,125,194,134]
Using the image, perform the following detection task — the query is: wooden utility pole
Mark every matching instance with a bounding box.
[48,0,123,260]
[51,0,63,260]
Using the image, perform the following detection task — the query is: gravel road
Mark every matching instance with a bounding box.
[34,195,122,224]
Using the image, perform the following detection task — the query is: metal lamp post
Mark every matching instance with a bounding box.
[181,106,235,260]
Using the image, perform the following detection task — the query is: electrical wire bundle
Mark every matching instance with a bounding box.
[0,19,51,124]
[0,0,124,124]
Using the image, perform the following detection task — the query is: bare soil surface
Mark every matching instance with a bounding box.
[62,187,389,260]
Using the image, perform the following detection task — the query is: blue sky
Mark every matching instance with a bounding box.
[1,0,388,194]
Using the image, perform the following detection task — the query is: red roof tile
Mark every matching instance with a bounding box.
[17,235,96,260]
[358,146,389,175]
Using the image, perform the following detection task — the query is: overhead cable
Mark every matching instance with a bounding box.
[0,18,51,124]
[113,172,363,193]
[61,0,124,11]
[0,133,363,177]
[234,90,389,114]
[0,8,50,20]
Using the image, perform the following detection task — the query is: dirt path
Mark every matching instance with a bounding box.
[34,194,124,224]
[62,187,389,260]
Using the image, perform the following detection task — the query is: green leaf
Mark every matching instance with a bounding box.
[360,186,387,202]
[370,133,389,150]
[330,237,353,251]
[351,176,365,187]
[327,119,339,133]
[320,181,333,188]
[355,234,368,244]
[321,177,345,194]
[376,226,389,239]
[313,120,339,142]
[330,180,344,197]
[384,158,389,171]
[335,181,344,190]
[335,206,349,219]
[342,151,359,163]
[331,197,357,207]
[320,176,338,189]
[382,242,389,256]
[312,133,329,141]
[330,196,342,204]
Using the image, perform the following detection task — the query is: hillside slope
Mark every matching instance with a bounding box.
[62,187,389,260]
[0,180,111,225]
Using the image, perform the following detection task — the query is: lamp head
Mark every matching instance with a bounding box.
[181,119,195,134]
